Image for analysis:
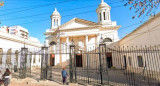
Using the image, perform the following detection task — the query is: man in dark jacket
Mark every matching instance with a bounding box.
[61,68,68,84]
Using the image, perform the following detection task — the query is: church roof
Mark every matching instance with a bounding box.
[59,18,98,29]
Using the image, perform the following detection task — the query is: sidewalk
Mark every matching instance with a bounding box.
[9,78,69,86]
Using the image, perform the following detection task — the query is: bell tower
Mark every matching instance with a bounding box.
[50,8,61,29]
[96,0,111,25]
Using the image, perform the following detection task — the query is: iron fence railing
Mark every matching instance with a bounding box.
[0,45,160,86]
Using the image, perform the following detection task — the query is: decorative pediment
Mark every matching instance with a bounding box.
[59,18,98,30]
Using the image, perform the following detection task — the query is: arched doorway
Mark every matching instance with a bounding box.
[49,41,56,66]
[106,52,112,68]
[50,54,55,66]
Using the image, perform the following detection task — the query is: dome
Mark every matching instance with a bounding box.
[96,0,111,12]
[51,8,61,17]
[99,2,111,8]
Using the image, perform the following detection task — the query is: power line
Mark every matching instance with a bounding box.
[11,10,96,25]
[0,0,73,11]
[0,0,74,17]
[0,0,124,17]
[1,4,124,22]
[4,0,123,11]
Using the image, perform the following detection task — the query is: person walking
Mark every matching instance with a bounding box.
[61,68,68,85]
[3,68,11,86]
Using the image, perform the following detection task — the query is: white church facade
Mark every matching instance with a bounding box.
[44,0,120,67]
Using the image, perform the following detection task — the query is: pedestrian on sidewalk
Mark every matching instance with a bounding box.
[3,68,11,86]
[61,68,68,85]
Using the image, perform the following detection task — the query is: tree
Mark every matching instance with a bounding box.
[0,0,4,7]
[124,0,160,19]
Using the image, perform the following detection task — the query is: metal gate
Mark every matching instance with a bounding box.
[69,43,109,85]
[69,44,160,86]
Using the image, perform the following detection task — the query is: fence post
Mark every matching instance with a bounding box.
[87,49,89,84]
[40,46,49,80]
[99,36,108,85]
[69,43,76,83]
[20,47,28,79]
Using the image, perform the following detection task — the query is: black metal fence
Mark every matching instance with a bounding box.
[1,44,160,86]
[0,47,52,81]
[68,44,160,86]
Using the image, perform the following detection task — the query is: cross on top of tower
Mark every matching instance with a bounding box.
[55,8,57,12]
[101,0,104,3]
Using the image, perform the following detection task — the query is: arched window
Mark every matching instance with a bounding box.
[103,38,112,42]
[57,19,58,26]
[54,19,55,26]
[100,13,101,21]
[103,12,106,20]
[0,48,3,64]
[6,49,11,64]
[49,41,56,46]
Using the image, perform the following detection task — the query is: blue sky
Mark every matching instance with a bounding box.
[0,0,160,44]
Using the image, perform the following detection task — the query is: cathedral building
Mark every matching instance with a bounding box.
[44,0,120,67]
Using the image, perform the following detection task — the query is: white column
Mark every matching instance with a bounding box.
[55,37,60,65]
[106,11,109,20]
[109,11,111,21]
[86,35,88,51]
[101,11,104,22]
[51,18,53,29]
[96,34,100,45]
[66,37,69,65]
[98,12,100,23]
[55,18,57,27]
[59,17,61,26]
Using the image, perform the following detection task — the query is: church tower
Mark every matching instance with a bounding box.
[96,0,111,25]
[50,8,61,29]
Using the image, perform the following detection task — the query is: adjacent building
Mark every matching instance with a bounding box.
[0,25,42,69]
[110,12,160,72]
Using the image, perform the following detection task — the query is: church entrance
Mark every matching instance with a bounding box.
[76,54,83,67]
[106,52,112,68]
[50,54,55,66]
